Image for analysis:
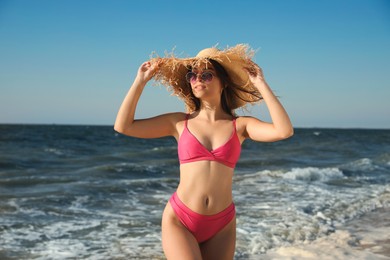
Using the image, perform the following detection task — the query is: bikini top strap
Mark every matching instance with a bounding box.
[232,117,237,132]
[184,113,190,127]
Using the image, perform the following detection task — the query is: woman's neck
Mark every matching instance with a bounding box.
[196,102,229,122]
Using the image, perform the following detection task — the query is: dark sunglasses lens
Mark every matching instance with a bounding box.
[186,72,196,83]
[202,72,213,82]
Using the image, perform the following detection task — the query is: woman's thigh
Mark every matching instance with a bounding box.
[200,217,236,260]
[161,202,202,260]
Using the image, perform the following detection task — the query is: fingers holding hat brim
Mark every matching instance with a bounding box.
[243,60,265,83]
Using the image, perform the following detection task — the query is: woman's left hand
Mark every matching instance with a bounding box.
[244,63,266,85]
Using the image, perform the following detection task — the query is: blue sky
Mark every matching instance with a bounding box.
[0,0,389,128]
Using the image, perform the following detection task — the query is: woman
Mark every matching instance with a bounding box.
[114,44,293,259]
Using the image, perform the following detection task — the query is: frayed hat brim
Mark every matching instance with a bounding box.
[151,44,261,111]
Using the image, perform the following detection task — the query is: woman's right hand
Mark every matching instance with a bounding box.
[114,59,162,135]
[135,60,160,84]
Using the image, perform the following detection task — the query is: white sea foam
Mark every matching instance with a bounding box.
[344,158,378,172]
[263,210,390,260]
[232,166,390,258]
[44,148,64,156]
[282,167,345,182]
[2,167,389,259]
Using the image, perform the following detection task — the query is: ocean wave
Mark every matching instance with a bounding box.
[342,158,378,172]
[232,166,390,256]
[282,167,345,182]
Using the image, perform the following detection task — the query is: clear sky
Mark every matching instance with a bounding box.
[0,0,389,128]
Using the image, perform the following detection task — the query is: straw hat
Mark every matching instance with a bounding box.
[151,44,262,112]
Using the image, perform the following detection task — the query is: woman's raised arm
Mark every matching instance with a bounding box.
[242,65,294,142]
[114,60,180,139]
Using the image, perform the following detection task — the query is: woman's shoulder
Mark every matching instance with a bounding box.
[235,115,258,123]
[160,112,188,138]
[235,115,265,129]
[166,112,187,119]
[160,112,188,124]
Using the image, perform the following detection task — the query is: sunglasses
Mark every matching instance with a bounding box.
[185,71,215,83]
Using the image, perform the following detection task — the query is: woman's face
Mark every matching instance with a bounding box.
[188,63,223,100]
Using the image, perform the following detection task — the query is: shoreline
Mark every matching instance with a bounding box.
[262,208,390,259]
[344,208,390,258]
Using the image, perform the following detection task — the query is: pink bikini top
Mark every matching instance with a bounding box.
[178,114,241,168]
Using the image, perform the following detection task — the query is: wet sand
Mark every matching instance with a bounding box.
[262,208,390,260]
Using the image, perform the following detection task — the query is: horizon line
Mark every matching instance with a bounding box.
[0,122,388,131]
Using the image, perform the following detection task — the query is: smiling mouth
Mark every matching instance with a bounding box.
[193,85,206,91]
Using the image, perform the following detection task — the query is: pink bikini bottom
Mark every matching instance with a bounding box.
[169,192,235,243]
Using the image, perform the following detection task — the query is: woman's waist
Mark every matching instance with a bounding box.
[177,163,234,214]
[176,182,233,215]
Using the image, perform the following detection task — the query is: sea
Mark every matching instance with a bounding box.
[0,124,389,259]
